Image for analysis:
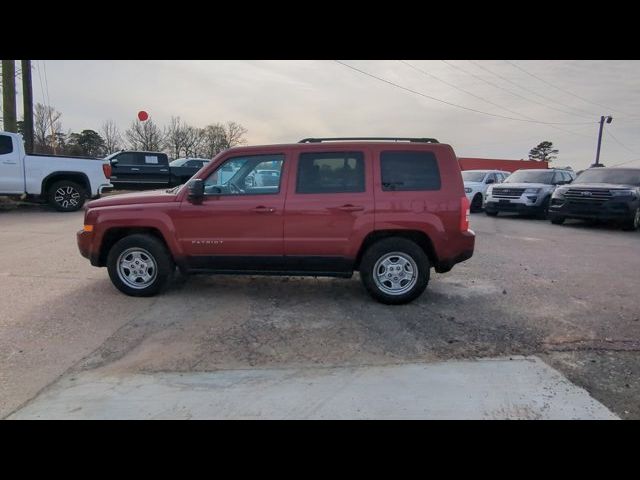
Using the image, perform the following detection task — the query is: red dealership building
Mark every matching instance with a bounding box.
[458,157,548,172]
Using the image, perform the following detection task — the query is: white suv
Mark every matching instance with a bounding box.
[462,170,511,212]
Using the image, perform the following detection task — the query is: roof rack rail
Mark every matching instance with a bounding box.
[298,137,439,144]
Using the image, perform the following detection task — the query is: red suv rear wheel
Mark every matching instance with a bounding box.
[359,237,430,305]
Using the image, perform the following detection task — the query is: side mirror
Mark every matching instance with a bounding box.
[110,158,118,165]
[486,178,495,184]
[188,179,205,203]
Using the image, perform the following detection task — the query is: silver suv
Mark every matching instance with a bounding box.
[484,168,575,218]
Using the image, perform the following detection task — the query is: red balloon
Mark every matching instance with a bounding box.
[138,111,149,121]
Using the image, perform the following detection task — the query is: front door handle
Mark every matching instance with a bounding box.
[337,204,364,212]
[2,161,17,165]
[253,206,276,213]
[131,168,140,171]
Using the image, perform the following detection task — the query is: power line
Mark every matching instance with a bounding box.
[441,60,596,123]
[604,129,640,156]
[609,157,640,167]
[468,60,597,119]
[335,61,596,128]
[504,60,640,119]
[399,60,593,139]
[399,60,538,122]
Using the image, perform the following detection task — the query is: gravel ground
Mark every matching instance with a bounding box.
[1,202,638,418]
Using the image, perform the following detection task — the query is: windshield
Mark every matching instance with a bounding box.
[169,158,187,167]
[504,170,554,184]
[574,168,640,186]
[462,171,486,182]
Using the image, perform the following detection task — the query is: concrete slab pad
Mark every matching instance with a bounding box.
[9,356,618,419]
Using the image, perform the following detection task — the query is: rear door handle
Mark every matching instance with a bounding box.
[337,204,364,212]
[2,161,17,165]
[253,206,276,213]
[131,168,140,171]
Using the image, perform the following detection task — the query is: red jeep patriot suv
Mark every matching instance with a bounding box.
[77,137,475,304]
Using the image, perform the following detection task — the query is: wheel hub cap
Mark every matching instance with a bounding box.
[117,248,157,289]
[372,252,418,296]
[54,186,81,209]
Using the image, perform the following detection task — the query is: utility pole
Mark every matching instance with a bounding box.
[1,60,17,133]
[593,115,613,168]
[21,60,34,153]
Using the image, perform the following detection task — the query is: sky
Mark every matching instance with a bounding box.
[12,60,640,171]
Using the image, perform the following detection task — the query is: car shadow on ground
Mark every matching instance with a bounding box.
[478,212,638,232]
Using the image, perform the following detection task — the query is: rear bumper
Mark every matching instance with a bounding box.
[435,230,475,273]
[97,183,113,197]
[549,198,638,221]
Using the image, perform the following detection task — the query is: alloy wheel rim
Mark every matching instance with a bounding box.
[372,252,418,296]
[117,248,158,289]
[54,186,80,209]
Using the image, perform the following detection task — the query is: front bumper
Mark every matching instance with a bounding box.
[549,197,638,221]
[485,197,545,214]
[77,230,100,265]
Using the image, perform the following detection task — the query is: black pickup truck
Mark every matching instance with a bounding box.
[106,151,210,190]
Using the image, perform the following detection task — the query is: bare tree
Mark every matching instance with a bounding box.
[163,116,189,159]
[223,121,248,148]
[183,126,205,158]
[101,119,122,155]
[125,118,164,151]
[33,103,63,154]
[199,123,227,158]
[198,121,247,158]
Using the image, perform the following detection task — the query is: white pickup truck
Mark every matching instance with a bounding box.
[0,131,112,212]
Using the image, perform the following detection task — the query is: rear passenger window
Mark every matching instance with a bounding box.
[296,152,365,194]
[380,151,441,191]
[0,135,13,155]
[115,153,139,165]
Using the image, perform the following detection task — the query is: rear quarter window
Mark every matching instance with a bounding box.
[296,151,365,194]
[380,151,441,191]
[0,135,14,155]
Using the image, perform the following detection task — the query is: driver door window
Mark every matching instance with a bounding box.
[204,154,284,195]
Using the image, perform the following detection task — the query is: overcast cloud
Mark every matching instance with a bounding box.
[15,60,640,171]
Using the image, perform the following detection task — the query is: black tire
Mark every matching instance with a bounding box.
[485,210,499,217]
[106,234,175,297]
[537,196,551,219]
[48,180,87,212]
[550,216,565,225]
[621,207,640,231]
[470,193,483,213]
[359,237,430,305]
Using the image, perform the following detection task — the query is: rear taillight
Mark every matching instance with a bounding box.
[460,196,470,232]
[102,163,112,179]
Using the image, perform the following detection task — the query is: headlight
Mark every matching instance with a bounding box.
[524,188,541,194]
[464,187,472,193]
[610,189,635,197]
[554,187,569,197]
[486,186,494,195]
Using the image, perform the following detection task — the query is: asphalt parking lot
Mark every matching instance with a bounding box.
[1,202,639,419]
